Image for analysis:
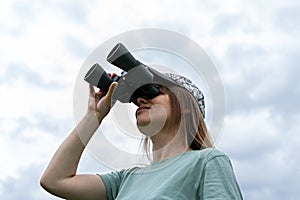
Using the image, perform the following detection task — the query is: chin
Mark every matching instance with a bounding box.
[137,121,150,127]
[137,119,167,137]
[136,116,151,127]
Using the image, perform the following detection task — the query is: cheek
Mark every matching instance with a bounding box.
[153,94,171,117]
[150,104,168,120]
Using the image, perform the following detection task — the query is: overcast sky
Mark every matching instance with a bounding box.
[1,0,300,199]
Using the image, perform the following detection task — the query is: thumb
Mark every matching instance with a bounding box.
[106,82,118,101]
[89,84,95,94]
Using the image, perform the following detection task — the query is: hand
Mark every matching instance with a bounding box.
[87,82,118,122]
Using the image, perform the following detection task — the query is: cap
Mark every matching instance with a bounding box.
[163,73,205,118]
[146,67,205,118]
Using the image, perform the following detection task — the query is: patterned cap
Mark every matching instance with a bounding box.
[163,73,205,118]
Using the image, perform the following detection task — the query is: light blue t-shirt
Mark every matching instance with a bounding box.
[100,148,243,200]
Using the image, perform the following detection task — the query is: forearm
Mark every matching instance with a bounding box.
[41,112,101,185]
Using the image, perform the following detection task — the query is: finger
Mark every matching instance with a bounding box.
[89,84,95,94]
[105,82,118,100]
[95,91,106,100]
[97,88,106,94]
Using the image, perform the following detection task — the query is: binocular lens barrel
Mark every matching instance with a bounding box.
[84,63,114,92]
[106,43,141,71]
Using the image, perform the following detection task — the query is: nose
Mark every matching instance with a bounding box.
[136,96,149,106]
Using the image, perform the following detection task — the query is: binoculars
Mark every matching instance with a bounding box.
[84,43,164,105]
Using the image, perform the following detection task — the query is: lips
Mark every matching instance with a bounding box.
[136,106,150,116]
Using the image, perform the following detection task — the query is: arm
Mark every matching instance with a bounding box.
[40,83,118,200]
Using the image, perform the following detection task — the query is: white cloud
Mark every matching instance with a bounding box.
[0,114,72,181]
[217,109,300,199]
[0,80,72,119]
[0,163,60,200]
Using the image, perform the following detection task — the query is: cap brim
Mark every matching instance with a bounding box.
[147,67,179,88]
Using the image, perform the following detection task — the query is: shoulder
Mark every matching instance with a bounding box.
[195,149,243,199]
[190,148,233,170]
[191,148,238,184]
[193,148,230,162]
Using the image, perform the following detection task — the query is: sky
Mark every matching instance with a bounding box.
[0,0,300,199]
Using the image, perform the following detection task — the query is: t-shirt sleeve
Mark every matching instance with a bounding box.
[201,154,243,200]
[98,170,124,200]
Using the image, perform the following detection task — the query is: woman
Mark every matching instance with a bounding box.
[40,72,243,199]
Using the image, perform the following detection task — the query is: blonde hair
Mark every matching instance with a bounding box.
[142,85,214,158]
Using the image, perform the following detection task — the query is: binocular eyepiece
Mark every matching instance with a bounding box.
[84,43,161,104]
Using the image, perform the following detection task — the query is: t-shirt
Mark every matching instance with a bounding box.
[99,148,243,200]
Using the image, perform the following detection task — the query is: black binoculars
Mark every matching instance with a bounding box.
[84,43,164,105]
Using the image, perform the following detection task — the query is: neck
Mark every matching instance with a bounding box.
[150,129,191,162]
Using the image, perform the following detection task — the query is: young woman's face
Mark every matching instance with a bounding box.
[135,89,172,136]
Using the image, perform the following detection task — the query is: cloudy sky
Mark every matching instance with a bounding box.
[1,0,300,199]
